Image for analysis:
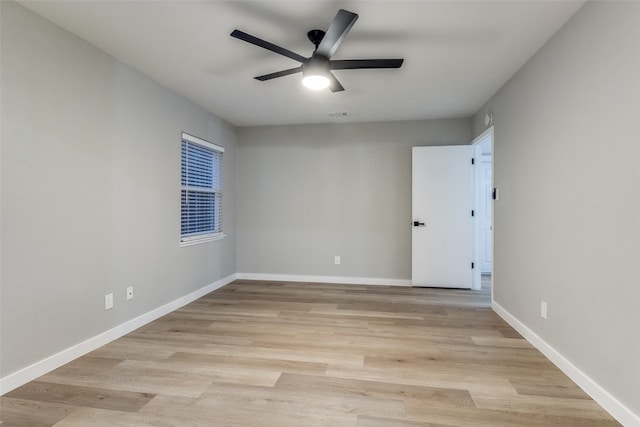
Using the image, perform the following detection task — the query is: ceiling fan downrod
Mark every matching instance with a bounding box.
[307,30,325,52]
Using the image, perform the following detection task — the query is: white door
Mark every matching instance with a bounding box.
[412,146,474,289]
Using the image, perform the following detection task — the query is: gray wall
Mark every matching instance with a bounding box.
[472,2,639,415]
[0,2,237,377]
[236,120,471,280]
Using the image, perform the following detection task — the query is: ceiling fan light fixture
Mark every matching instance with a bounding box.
[302,74,330,90]
[302,56,331,90]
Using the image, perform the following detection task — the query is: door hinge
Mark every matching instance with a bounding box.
[471,262,475,269]
[471,158,475,165]
[471,210,475,217]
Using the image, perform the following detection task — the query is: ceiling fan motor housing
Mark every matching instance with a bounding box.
[303,55,330,77]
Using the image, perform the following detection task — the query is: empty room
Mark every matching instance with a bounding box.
[1,1,638,426]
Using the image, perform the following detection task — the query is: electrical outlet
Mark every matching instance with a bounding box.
[105,293,114,310]
[334,255,341,265]
[126,286,134,300]
[541,301,548,319]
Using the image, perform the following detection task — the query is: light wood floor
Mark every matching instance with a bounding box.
[1,279,620,426]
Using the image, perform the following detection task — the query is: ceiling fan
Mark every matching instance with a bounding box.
[230,9,404,92]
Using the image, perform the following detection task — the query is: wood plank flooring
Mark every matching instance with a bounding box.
[1,279,620,426]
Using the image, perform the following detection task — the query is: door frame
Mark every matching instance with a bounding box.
[472,126,494,291]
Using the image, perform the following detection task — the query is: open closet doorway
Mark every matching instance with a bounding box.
[473,127,493,293]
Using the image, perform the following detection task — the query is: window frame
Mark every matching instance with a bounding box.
[180,132,225,247]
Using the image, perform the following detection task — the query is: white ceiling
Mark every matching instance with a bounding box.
[20,1,584,127]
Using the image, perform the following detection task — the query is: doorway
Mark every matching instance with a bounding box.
[472,127,493,291]
[410,132,493,292]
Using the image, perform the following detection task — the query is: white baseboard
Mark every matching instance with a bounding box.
[236,272,412,287]
[0,273,237,395]
[492,301,639,427]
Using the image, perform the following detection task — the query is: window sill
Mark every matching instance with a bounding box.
[180,232,225,247]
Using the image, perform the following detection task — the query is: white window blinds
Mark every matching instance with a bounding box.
[180,132,224,245]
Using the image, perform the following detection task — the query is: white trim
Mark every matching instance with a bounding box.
[237,273,411,287]
[0,273,237,395]
[181,132,224,153]
[471,125,494,147]
[492,301,640,427]
[180,232,226,247]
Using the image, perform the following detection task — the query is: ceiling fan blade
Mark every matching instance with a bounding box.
[316,9,358,59]
[327,72,345,93]
[231,29,306,63]
[331,58,404,70]
[255,66,303,81]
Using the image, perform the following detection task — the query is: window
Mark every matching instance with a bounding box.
[180,132,224,246]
